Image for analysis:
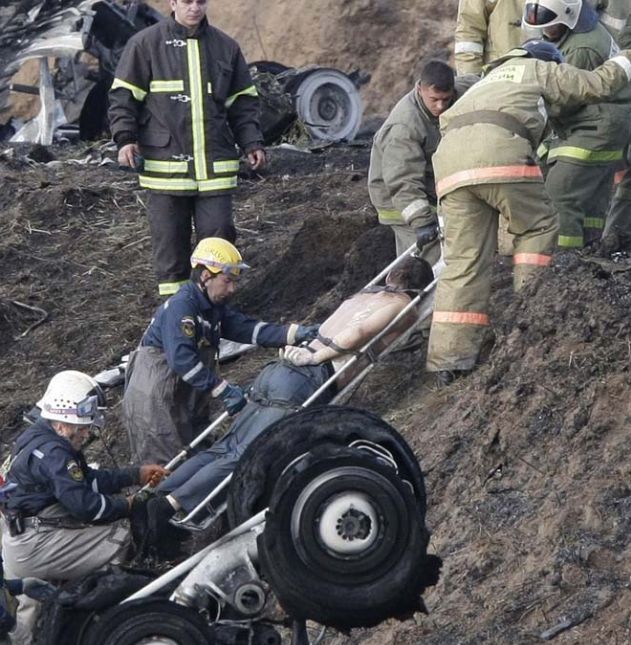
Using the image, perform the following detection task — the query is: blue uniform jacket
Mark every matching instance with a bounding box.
[7,418,138,522]
[141,281,291,391]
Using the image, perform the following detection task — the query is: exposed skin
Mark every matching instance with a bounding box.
[543,24,568,42]
[284,271,420,387]
[200,268,238,304]
[417,83,455,118]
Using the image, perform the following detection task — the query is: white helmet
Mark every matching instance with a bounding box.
[523,0,582,31]
[38,370,106,427]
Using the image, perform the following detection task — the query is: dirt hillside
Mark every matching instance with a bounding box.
[0,143,629,644]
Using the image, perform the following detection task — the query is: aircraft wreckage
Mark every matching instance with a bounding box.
[0,0,367,145]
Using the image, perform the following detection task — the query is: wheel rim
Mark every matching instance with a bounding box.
[289,465,408,582]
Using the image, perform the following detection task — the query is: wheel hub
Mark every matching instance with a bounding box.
[336,507,371,541]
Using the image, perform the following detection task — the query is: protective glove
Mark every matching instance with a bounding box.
[214,381,247,416]
[294,324,320,345]
[415,223,439,250]
[139,464,170,488]
[6,577,57,601]
[283,346,318,367]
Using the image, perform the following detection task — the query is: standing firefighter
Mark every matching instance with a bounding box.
[524,0,631,248]
[454,0,529,75]
[108,0,266,297]
[122,238,319,464]
[1,371,167,643]
[368,60,476,262]
[426,42,631,385]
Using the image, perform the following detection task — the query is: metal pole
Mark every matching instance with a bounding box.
[364,244,416,288]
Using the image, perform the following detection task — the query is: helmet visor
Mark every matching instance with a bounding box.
[523,3,559,27]
[201,260,251,277]
[75,394,105,428]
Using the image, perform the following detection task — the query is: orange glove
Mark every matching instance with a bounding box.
[139,464,170,488]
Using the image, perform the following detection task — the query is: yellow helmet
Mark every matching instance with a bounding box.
[190,237,250,277]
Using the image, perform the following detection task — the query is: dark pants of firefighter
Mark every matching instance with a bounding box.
[122,346,213,465]
[158,360,335,512]
[545,160,615,249]
[426,182,558,372]
[148,192,235,296]
[604,168,631,247]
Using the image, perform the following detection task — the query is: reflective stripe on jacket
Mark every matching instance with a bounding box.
[108,15,262,195]
[434,51,631,197]
[455,0,529,74]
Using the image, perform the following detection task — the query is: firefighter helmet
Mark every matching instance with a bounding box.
[523,0,582,31]
[38,370,106,426]
[190,238,250,277]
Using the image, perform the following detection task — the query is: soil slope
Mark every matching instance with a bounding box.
[1,143,630,644]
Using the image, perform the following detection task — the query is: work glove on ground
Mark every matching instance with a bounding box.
[415,223,439,251]
[139,464,170,488]
[283,346,318,367]
[213,381,247,416]
[294,324,320,345]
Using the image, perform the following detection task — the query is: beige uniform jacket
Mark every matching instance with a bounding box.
[368,76,478,228]
[433,51,631,198]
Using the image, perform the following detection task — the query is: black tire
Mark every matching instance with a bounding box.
[81,599,213,645]
[258,445,434,629]
[227,405,426,527]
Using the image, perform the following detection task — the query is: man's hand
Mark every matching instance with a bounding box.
[415,223,439,250]
[118,143,141,168]
[139,464,170,488]
[213,381,247,416]
[283,346,318,367]
[21,578,57,601]
[247,148,266,171]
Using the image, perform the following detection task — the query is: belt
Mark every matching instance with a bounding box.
[444,110,538,149]
[23,515,90,530]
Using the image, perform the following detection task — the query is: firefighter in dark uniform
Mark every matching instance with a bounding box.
[122,237,319,465]
[1,370,167,644]
[108,0,266,296]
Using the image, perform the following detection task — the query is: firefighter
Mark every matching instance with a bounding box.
[368,60,477,262]
[426,41,631,385]
[454,0,532,75]
[122,237,319,464]
[1,371,167,644]
[524,0,631,248]
[108,0,266,297]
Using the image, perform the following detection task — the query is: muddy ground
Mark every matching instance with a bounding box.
[0,141,630,644]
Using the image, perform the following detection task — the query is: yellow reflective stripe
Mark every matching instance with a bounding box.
[198,176,238,192]
[207,82,213,94]
[111,78,147,102]
[159,280,188,296]
[548,146,623,163]
[213,160,239,174]
[377,209,403,223]
[139,175,237,191]
[143,159,189,173]
[558,234,584,248]
[149,80,184,93]
[225,85,258,109]
[584,217,605,229]
[187,39,207,181]
[536,142,549,159]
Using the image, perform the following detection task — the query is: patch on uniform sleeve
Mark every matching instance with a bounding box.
[66,460,84,482]
[180,316,196,338]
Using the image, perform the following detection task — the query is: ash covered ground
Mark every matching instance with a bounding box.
[0,142,630,643]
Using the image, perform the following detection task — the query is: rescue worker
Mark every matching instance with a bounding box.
[426,41,631,385]
[524,0,631,248]
[122,237,319,465]
[1,370,168,643]
[368,60,477,262]
[108,0,266,297]
[454,0,529,75]
[143,256,434,537]
[594,0,631,45]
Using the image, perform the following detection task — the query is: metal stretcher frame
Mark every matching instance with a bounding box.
[170,245,444,527]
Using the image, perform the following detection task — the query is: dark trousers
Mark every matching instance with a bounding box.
[147,192,235,296]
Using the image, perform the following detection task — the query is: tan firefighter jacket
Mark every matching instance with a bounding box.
[455,0,528,74]
[368,76,478,228]
[546,19,631,166]
[433,50,631,198]
[108,15,263,195]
